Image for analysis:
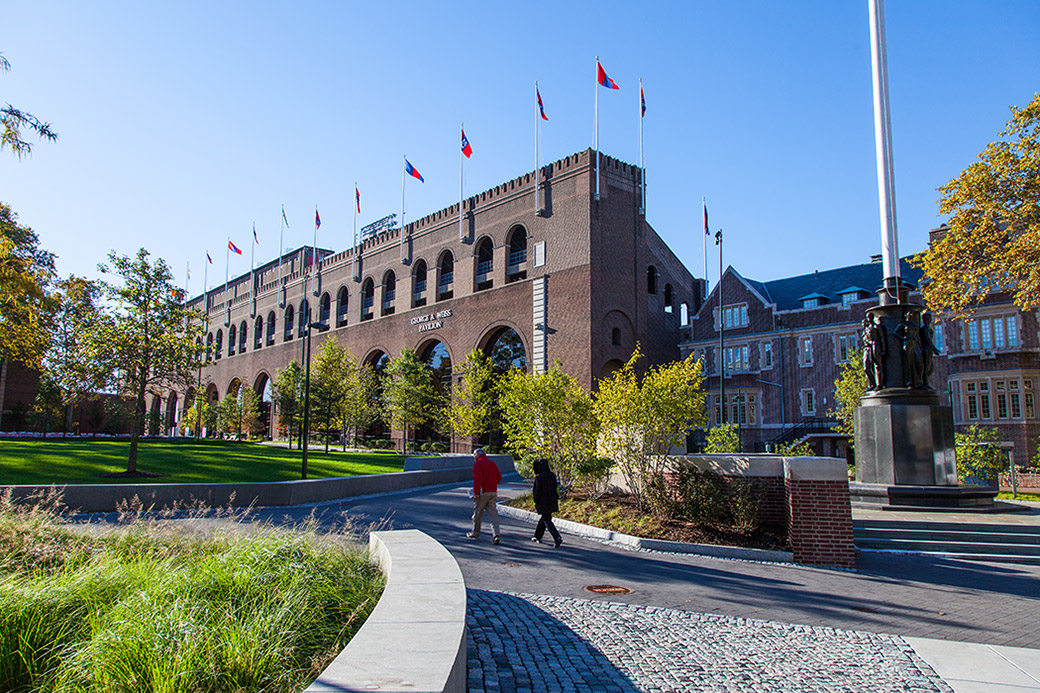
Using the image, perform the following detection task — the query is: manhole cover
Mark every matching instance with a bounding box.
[584,584,633,595]
[502,562,522,567]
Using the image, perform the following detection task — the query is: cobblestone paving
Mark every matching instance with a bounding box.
[467,589,953,692]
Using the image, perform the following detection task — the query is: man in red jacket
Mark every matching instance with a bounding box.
[468,448,502,544]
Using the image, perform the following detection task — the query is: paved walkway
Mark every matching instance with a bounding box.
[246,481,1040,691]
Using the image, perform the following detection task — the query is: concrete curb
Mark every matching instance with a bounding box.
[306,529,467,693]
[497,502,795,563]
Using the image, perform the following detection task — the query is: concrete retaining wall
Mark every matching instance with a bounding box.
[306,529,467,693]
[403,454,516,475]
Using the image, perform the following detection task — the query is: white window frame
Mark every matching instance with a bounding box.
[799,336,813,366]
[800,388,816,416]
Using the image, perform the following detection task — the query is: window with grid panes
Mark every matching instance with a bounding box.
[997,381,1008,419]
[967,382,978,419]
[980,381,991,419]
[1011,381,1022,418]
[1026,379,1034,418]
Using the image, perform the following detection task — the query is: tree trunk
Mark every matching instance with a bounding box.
[0,359,7,432]
[128,379,146,474]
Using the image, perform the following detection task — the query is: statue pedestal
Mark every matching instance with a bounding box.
[852,393,996,509]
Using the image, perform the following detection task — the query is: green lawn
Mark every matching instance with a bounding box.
[0,440,406,485]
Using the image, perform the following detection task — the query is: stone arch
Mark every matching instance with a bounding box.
[254,315,264,349]
[336,285,349,326]
[603,310,635,354]
[360,278,374,320]
[214,329,223,360]
[239,320,248,352]
[381,269,397,316]
[437,249,455,300]
[601,359,626,380]
[506,225,527,282]
[227,378,243,396]
[411,259,428,307]
[266,310,276,345]
[319,292,331,326]
[206,382,219,403]
[283,304,295,341]
[474,236,494,290]
[228,323,237,356]
[478,324,528,372]
[254,371,274,440]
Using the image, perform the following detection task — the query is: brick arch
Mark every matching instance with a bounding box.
[477,322,529,372]
[226,377,243,396]
[602,310,635,354]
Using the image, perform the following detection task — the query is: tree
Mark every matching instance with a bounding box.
[595,347,706,510]
[273,361,304,449]
[704,423,740,453]
[40,276,105,436]
[447,350,496,444]
[382,349,436,453]
[311,338,347,453]
[0,203,56,368]
[88,249,204,473]
[339,351,379,451]
[184,395,215,437]
[215,384,261,439]
[31,371,63,435]
[1,53,58,158]
[830,346,868,448]
[914,94,1040,314]
[955,424,1005,486]
[497,362,598,490]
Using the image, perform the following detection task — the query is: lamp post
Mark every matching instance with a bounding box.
[300,314,330,479]
[715,229,724,424]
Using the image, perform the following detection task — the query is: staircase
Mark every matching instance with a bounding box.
[854,518,1040,565]
[768,417,838,448]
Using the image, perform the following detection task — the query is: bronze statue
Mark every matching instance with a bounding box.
[862,313,887,390]
[919,312,940,389]
[894,310,925,389]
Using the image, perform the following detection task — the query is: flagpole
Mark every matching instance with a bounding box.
[250,224,256,316]
[278,206,285,307]
[703,197,708,288]
[869,0,902,298]
[353,182,358,282]
[639,78,644,216]
[400,155,406,263]
[534,81,540,216]
[594,56,600,202]
[185,262,190,300]
[460,123,465,242]
[312,205,318,295]
[224,236,230,325]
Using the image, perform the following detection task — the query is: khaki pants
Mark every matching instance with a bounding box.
[472,492,500,538]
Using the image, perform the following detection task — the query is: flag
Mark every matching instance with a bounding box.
[207,252,213,264]
[641,84,646,117]
[228,240,242,255]
[315,208,321,229]
[537,87,548,120]
[461,128,472,158]
[253,223,258,244]
[703,203,709,235]
[597,60,619,90]
[355,186,361,213]
[405,159,424,182]
[281,206,290,228]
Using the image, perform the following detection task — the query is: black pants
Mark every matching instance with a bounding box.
[534,512,562,543]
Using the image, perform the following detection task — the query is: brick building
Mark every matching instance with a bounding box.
[166,149,700,449]
[682,228,1040,468]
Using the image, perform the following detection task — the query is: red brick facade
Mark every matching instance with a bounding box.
[785,478,856,569]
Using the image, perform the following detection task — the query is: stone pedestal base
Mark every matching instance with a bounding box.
[849,482,997,511]
[854,398,957,486]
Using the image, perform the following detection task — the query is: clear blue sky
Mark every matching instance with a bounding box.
[3,1,1038,293]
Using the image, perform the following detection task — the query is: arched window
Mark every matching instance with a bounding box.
[239,320,247,352]
[475,237,494,291]
[420,340,453,387]
[298,299,310,337]
[206,333,213,362]
[336,286,349,326]
[228,324,237,356]
[647,266,657,294]
[266,311,276,345]
[318,293,330,326]
[361,278,374,321]
[412,260,428,308]
[483,326,527,372]
[254,316,264,349]
[437,251,454,301]
[215,329,223,360]
[284,305,294,341]
[680,302,690,326]
[612,327,621,346]
[664,283,673,313]
[382,270,396,316]
[507,226,527,283]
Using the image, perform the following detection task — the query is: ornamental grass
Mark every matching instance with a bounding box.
[0,490,384,693]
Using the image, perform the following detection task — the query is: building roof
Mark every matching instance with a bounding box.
[757,258,922,311]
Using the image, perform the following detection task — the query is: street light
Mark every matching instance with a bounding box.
[300,315,330,479]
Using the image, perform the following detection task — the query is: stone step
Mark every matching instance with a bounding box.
[858,547,1040,566]
[855,537,1040,556]
[854,527,1040,545]
[854,518,1040,535]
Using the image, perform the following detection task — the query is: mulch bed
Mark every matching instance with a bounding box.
[509,491,789,552]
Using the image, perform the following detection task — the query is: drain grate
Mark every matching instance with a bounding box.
[584,584,633,595]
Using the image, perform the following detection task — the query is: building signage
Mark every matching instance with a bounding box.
[360,213,398,241]
[412,309,453,333]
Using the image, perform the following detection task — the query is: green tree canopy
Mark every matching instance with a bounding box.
[273,361,304,448]
[830,346,868,448]
[311,337,348,452]
[595,347,706,509]
[89,249,203,472]
[703,423,740,453]
[339,349,379,450]
[914,93,1040,314]
[0,203,56,369]
[382,348,436,452]
[1,53,57,158]
[447,350,495,443]
[497,362,598,489]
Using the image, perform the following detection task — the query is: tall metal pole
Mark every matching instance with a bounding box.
[353,183,359,282]
[638,77,645,216]
[460,123,465,242]
[301,316,312,479]
[278,206,286,307]
[400,155,406,263]
[868,0,901,301]
[594,57,600,202]
[716,229,725,424]
[534,81,540,216]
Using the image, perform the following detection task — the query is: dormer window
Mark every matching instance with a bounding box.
[798,293,828,309]
[837,286,869,308]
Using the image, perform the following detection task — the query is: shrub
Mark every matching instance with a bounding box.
[704,423,740,453]
[574,457,614,498]
[729,479,762,532]
[955,424,1005,486]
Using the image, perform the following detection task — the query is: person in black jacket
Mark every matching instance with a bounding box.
[531,458,563,548]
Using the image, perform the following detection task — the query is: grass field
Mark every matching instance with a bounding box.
[0,440,406,485]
